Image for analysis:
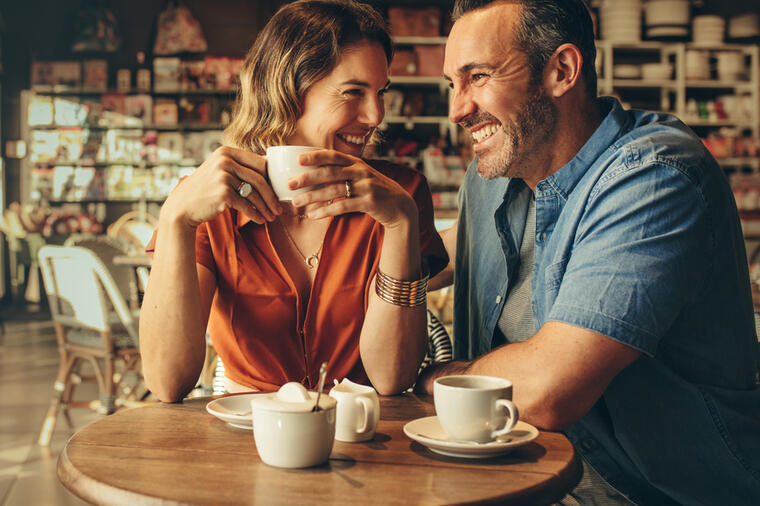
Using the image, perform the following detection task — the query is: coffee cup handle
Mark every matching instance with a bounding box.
[490,399,519,439]
[355,397,374,434]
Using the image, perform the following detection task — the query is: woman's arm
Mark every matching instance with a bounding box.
[140,216,216,402]
[139,147,280,402]
[360,201,428,394]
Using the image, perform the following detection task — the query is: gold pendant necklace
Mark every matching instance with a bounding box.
[281,221,324,269]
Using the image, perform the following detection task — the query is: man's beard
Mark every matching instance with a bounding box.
[465,88,556,180]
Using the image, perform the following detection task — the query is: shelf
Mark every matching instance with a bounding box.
[42,199,166,204]
[716,157,760,167]
[611,79,677,88]
[151,88,237,96]
[390,76,446,85]
[686,119,755,128]
[32,160,201,168]
[31,86,238,96]
[392,36,448,45]
[596,40,673,51]
[685,80,753,90]
[29,123,226,131]
[685,43,759,51]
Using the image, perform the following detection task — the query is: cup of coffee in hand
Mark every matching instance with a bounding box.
[266,145,320,201]
[433,375,519,443]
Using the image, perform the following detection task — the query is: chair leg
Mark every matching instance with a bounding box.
[38,355,77,446]
[99,356,116,415]
[60,361,83,427]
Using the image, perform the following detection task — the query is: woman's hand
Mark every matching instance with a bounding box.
[162,146,282,228]
[288,150,417,229]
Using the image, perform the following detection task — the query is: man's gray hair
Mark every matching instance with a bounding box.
[452,0,597,97]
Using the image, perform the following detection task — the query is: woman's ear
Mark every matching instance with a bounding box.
[544,43,583,99]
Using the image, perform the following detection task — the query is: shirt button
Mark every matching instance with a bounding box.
[495,295,502,304]
[541,233,547,241]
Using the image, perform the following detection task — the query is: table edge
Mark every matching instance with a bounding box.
[58,443,183,506]
[57,397,583,506]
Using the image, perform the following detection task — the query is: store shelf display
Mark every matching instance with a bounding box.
[21,54,240,208]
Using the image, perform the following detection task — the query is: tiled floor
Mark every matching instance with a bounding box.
[0,305,99,506]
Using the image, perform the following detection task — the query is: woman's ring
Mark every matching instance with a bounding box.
[238,182,253,198]
[344,180,353,198]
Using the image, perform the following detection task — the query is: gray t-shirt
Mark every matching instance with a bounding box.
[496,195,535,344]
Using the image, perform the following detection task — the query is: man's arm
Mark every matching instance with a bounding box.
[428,220,457,291]
[416,320,641,430]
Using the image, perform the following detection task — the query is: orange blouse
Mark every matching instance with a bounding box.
[161,160,447,392]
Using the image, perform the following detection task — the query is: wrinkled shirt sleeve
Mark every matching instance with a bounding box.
[547,161,710,355]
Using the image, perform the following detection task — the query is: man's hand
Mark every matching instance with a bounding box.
[414,360,471,394]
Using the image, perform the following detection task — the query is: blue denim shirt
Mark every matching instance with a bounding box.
[454,97,760,505]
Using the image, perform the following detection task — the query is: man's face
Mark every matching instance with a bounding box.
[444,3,556,181]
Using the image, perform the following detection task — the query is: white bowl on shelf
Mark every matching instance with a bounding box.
[644,0,690,27]
[728,13,760,39]
[641,62,673,80]
[613,64,642,79]
[646,26,689,38]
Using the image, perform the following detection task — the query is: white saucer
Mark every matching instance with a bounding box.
[206,393,269,430]
[403,416,539,459]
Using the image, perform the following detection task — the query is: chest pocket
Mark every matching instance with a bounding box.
[543,256,569,296]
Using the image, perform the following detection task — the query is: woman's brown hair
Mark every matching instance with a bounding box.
[224,0,393,154]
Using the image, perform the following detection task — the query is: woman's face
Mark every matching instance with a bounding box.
[287,40,390,157]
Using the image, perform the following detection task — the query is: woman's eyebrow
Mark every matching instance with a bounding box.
[339,79,392,88]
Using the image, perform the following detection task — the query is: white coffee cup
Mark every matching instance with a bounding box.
[433,375,519,443]
[265,145,321,201]
[250,391,336,468]
[329,378,380,443]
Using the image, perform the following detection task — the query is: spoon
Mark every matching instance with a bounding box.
[312,362,328,412]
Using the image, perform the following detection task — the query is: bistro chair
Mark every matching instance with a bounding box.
[106,210,157,252]
[64,234,135,299]
[64,233,149,309]
[419,309,453,373]
[37,245,142,446]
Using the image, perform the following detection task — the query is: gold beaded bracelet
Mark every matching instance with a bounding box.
[375,268,429,308]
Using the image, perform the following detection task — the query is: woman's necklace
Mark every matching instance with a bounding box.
[281,221,324,269]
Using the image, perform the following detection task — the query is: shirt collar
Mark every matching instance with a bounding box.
[236,209,256,229]
[537,97,630,199]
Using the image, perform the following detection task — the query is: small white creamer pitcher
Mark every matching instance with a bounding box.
[329,378,380,442]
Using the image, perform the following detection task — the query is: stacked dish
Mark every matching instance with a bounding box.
[715,51,746,81]
[728,13,760,41]
[685,49,710,80]
[644,0,690,39]
[600,0,642,43]
[692,15,725,46]
[613,64,642,79]
[641,62,673,80]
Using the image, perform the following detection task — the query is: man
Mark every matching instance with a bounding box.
[419,1,760,504]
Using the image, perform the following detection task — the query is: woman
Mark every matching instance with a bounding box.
[140,0,447,401]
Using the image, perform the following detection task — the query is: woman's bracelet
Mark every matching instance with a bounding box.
[375,268,429,308]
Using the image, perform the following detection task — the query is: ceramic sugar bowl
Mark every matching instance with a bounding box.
[250,382,337,468]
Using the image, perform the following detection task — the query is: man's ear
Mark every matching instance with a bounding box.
[544,43,583,98]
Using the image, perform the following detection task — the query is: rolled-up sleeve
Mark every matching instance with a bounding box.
[547,162,710,355]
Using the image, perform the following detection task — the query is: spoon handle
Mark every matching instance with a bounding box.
[313,362,327,411]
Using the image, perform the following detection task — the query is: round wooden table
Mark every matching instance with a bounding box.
[59,394,581,505]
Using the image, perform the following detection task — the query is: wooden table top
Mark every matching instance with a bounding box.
[112,254,152,267]
[58,394,581,506]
